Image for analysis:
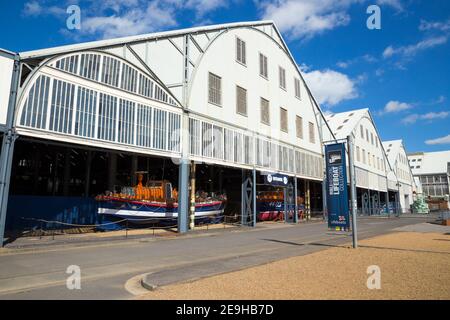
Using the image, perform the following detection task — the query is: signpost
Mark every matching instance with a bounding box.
[325,143,350,231]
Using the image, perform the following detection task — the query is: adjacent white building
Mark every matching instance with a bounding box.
[382,140,416,212]
[323,108,399,214]
[408,151,450,202]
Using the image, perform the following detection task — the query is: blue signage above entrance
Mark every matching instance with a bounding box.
[263,173,289,187]
[325,143,350,231]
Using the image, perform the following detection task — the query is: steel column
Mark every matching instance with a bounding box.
[177,158,189,233]
[294,177,298,223]
[0,55,20,246]
[252,168,257,227]
[347,135,358,248]
[189,161,196,230]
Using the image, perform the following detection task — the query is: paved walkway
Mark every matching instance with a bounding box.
[0,215,437,299]
[140,230,450,300]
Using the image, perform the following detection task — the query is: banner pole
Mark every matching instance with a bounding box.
[347,135,358,248]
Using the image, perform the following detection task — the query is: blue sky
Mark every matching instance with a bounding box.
[0,0,449,153]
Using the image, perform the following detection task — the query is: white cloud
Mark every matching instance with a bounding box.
[401,111,449,124]
[421,111,450,120]
[401,114,419,124]
[258,0,361,40]
[82,2,178,39]
[23,1,65,17]
[303,68,358,106]
[425,134,450,145]
[381,100,412,114]
[376,0,403,11]
[336,54,377,69]
[185,0,228,16]
[419,18,450,32]
[336,61,349,68]
[375,68,384,77]
[383,36,448,59]
[23,1,43,16]
[434,95,446,104]
[22,0,229,39]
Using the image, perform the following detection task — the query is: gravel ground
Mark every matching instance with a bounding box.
[139,231,450,300]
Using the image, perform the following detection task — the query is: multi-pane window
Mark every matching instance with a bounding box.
[212,125,224,160]
[139,74,154,99]
[356,146,360,162]
[362,149,366,164]
[52,53,177,108]
[20,75,50,129]
[296,115,303,139]
[236,85,247,116]
[260,97,270,125]
[98,93,117,141]
[308,122,315,144]
[153,109,167,150]
[120,64,138,93]
[366,129,369,142]
[168,113,181,152]
[234,132,243,163]
[259,53,268,78]
[136,104,152,148]
[370,132,374,145]
[75,87,97,138]
[279,66,286,90]
[201,122,213,158]
[236,37,246,65]
[118,99,135,145]
[55,55,79,74]
[244,135,253,165]
[224,128,234,162]
[80,53,100,81]
[360,125,364,139]
[280,107,288,132]
[189,118,201,156]
[208,72,222,106]
[101,56,120,87]
[294,78,301,99]
[49,79,75,134]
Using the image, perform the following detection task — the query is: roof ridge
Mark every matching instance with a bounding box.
[20,20,275,59]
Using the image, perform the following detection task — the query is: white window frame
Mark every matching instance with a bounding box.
[260,97,270,125]
[294,77,301,99]
[259,52,268,79]
[236,85,247,116]
[279,66,286,90]
[280,107,288,133]
[208,72,222,106]
[296,115,303,139]
[236,37,246,66]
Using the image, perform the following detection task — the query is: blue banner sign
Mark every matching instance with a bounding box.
[264,173,289,187]
[325,143,350,231]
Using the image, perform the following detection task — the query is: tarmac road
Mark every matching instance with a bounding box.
[0,215,436,299]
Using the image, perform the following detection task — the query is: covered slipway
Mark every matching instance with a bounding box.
[0,22,328,242]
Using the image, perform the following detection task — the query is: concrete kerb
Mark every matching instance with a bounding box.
[141,273,158,291]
